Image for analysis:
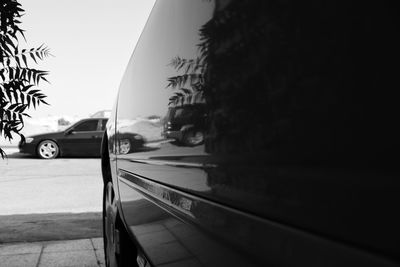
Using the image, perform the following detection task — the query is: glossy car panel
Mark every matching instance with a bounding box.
[118,170,396,267]
[103,0,400,266]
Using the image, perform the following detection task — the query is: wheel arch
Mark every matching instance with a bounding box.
[180,124,195,133]
[102,131,139,266]
[101,131,112,184]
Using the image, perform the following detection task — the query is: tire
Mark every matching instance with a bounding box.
[119,139,131,155]
[183,130,204,146]
[103,181,137,267]
[37,140,59,159]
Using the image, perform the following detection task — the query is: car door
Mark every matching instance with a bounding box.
[61,119,102,156]
[110,0,400,266]
[114,1,267,266]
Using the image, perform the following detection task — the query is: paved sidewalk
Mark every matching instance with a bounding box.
[0,238,105,267]
[0,213,102,243]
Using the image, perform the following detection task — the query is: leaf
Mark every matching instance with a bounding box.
[20,93,25,104]
[28,89,41,95]
[36,51,42,60]
[0,149,7,160]
[0,4,51,160]
[41,76,49,83]
[180,88,192,95]
[26,94,31,107]
[9,68,14,79]
[22,113,32,118]
[22,54,27,67]
[15,67,20,79]
[2,42,13,55]
[29,52,38,64]
[4,35,16,49]
[21,84,34,92]
[8,103,18,110]
[40,99,49,105]
[13,90,18,104]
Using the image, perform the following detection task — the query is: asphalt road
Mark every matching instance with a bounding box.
[0,148,103,215]
[0,148,103,242]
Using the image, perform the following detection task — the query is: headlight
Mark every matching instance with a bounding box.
[25,137,34,143]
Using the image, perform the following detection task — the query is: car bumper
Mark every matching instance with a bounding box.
[18,142,37,155]
[163,130,183,141]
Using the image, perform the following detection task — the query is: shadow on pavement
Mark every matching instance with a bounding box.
[5,152,36,159]
[4,152,99,159]
[0,212,102,243]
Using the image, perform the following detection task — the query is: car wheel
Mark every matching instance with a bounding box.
[183,130,204,146]
[103,182,137,267]
[119,139,131,155]
[103,182,118,267]
[37,140,59,159]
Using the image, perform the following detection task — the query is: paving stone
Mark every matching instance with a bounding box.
[0,253,40,267]
[38,250,98,267]
[43,239,92,253]
[0,242,42,256]
[130,223,166,235]
[146,241,191,266]
[162,218,181,229]
[167,222,195,240]
[136,229,176,246]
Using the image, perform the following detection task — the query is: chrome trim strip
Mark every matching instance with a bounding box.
[118,169,196,218]
[117,169,398,267]
[117,157,216,168]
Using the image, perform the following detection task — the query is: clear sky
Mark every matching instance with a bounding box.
[18,0,155,118]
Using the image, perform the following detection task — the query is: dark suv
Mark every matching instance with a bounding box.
[101,1,399,266]
[163,103,206,146]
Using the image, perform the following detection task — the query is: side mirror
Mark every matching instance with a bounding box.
[64,129,74,135]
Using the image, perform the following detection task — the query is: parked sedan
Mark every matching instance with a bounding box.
[19,118,108,159]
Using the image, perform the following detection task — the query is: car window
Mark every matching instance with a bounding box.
[173,107,194,120]
[100,119,108,131]
[73,120,98,132]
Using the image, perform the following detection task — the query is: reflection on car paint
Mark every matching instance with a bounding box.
[118,170,394,266]
[104,0,400,265]
[118,178,255,266]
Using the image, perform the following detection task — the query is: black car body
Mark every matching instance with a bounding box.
[19,118,108,159]
[101,1,399,266]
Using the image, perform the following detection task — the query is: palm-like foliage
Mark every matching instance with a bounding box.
[0,0,50,158]
[167,56,205,106]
